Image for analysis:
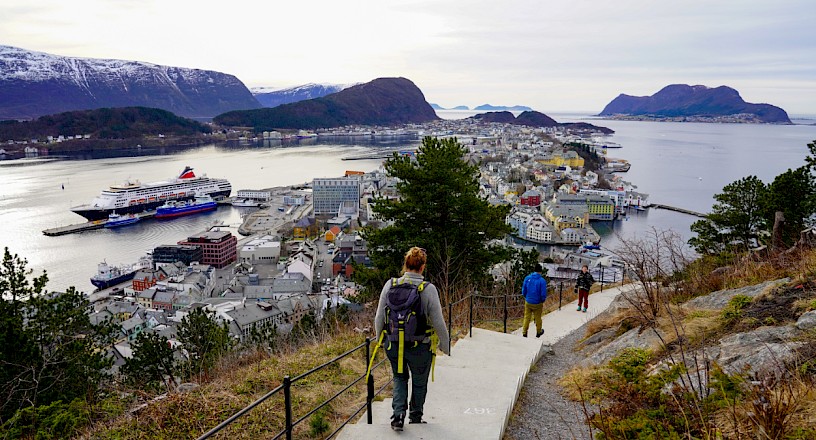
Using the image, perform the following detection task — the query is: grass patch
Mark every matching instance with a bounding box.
[84,320,394,440]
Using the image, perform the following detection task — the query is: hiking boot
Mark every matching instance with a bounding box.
[536,330,544,338]
[409,415,427,424]
[391,414,404,431]
[582,307,587,313]
[577,306,582,311]
[522,333,527,338]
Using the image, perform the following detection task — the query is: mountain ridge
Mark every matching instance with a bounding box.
[252,83,354,108]
[0,45,261,120]
[599,84,791,123]
[214,77,439,130]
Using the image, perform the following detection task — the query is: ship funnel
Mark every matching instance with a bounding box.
[179,166,196,179]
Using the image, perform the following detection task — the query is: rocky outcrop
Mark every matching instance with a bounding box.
[684,278,790,310]
[470,110,614,134]
[796,310,816,331]
[581,327,666,367]
[0,45,261,120]
[704,326,804,375]
[599,84,791,124]
[214,77,438,130]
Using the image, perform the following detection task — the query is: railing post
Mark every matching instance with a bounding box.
[469,294,473,338]
[601,266,605,291]
[447,302,452,354]
[283,375,293,440]
[503,293,508,334]
[558,282,563,311]
[365,338,373,424]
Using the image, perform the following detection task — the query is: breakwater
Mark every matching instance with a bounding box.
[649,204,707,218]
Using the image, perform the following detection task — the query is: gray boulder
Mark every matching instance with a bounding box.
[796,310,816,331]
[581,326,665,367]
[705,325,803,375]
[684,278,790,310]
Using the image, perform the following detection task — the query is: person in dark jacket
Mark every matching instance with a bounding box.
[521,263,547,338]
[575,265,595,312]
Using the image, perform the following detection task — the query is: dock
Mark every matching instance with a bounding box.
[649,203,707,218]
[42,211,157,236]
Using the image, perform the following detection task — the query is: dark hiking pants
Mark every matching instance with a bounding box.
[386,341,433,420]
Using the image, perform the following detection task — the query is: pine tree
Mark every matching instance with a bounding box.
[360,137,512,301]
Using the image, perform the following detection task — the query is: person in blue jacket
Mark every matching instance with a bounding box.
[521,263,547,338]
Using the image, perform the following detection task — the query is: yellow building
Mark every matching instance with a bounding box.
[544,203,589,232]
[537,151,585,168]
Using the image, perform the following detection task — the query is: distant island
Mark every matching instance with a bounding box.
[470,111,614,134]
[599,84,791,124]
[214,77,439,130]
[474,104,533,111]
[431,104,470,110]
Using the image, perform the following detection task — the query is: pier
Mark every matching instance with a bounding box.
[649,203,707,218]
[42,211,157,236]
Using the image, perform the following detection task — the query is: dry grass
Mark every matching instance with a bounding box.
[584,307,639,339]
[558,366,600,402]
[83,319,393,440]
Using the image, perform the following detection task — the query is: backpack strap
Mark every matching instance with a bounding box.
[366,329,387,382]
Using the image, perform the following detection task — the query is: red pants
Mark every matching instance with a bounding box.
[577,289,589,309]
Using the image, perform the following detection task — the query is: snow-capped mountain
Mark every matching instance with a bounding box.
[251,83,355,108]
[0,45,261,120]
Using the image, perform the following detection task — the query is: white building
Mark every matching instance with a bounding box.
[312,176,361,216]
[239,235,281,264]
[237,189,272,201]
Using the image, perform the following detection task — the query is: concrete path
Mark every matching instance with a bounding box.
[336,284,632,440]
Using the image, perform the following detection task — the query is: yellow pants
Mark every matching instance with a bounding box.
[522,302,543,336]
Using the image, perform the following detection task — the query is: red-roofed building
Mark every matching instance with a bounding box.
[324,226,342,242]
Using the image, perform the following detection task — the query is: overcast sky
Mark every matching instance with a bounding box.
[2,0,814,113]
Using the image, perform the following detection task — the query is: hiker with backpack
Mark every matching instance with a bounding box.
[575,264,595,313]
[373,247,450,431]
[521,263,548,338]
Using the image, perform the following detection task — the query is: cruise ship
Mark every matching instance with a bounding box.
[71,167,231,221]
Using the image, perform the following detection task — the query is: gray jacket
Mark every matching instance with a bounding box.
[374,272,450,355]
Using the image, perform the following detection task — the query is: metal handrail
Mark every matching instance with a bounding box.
[197,337,391,440]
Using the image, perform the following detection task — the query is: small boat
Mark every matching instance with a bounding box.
[156,194,217,219]
[104,212,139,228]
[232,198,261,207]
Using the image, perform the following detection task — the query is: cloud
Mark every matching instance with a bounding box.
[0,0,814,112]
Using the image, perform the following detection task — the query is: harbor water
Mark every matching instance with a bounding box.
[2,116,816,292]
[0,144,384,292]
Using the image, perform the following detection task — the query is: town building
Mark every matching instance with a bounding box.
[152,245,203,267]
[236,189,272,201]
[293,217,318,239]
[544,203,590,232]
[519,189,542,207]
[332,235,371,277]
[312,176,361,216]
[178,230,237,268]
[239,235,281,264]
[537,151,585,168]
[556,193,616,221]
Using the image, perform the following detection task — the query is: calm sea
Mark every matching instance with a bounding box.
[2,114,815,292]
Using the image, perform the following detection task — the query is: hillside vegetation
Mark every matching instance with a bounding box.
[214,77,438,131]
[0,107,211,141]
